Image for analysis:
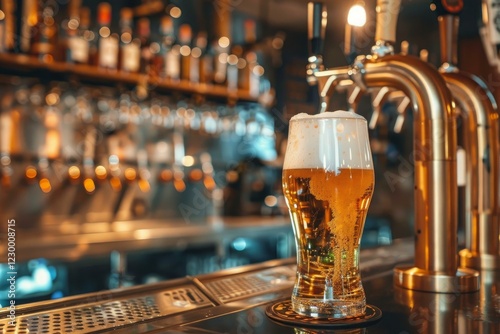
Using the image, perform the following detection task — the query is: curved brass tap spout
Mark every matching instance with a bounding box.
[362,54,456,161]
[444,72,500,270]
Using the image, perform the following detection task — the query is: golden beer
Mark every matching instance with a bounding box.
[282,111,374,318]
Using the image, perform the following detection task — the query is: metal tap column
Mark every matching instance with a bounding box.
[432,1,500,270]
[371,0,478,292]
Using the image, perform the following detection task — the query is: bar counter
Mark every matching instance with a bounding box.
[2,239,498,333]
[0,216,293,262]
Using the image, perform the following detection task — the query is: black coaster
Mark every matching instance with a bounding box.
[265,300,382,329]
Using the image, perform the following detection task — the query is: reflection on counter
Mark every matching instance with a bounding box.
[394,269,500,333]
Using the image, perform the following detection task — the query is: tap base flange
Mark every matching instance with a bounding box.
[459,249,500,270]
[393,265,479,293]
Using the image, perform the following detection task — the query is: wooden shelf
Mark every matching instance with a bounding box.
[133,0,165,17]
[0,53,259,102]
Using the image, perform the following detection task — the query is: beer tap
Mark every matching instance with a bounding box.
[368,41,411,132]
[172,121,186,193]
[307,0,479,292]
[0,110,13,188]
[368,87,391,129]
[82,126,97,194]
[306,2,327,113]
[480,0,500,67]
[431,0,500,271]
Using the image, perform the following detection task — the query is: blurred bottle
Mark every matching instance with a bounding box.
[238,19,257,91]
[179,24,192,81]
[200,34,214,84]
[151,16,175,77]
[57,0,77,62]
[67,4,93,65]
[213,36,230,85]
[30,0,57,63]
[137,17,152,75]
[0,5,6,53]
[190,32,207,83]
[0,0,15,53]
[154,16,173,78]
[119,8,140,73]
[97,2,119,70]
[226,52,238,91]
[20,0,36,54]
[162,16,180,81]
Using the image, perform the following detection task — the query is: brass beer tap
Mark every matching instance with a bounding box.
[431,1,500,271]
[307,0,479,292]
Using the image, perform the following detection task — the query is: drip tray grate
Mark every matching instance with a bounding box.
[204,267,295,303]
[0,286,210,333]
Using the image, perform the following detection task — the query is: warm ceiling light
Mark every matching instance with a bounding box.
[347,4,366,27]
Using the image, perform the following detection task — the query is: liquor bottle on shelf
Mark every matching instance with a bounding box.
[200,34,214,84]
[238,19,257,91]
[190,32,207,83]
[0,0,15,53]
[161,16,180,81]
[119,7,140,73]
[213,36,230,85]
[178,24,193,81]
[137,17,152,75]
[226,52,239,91]
[153,16,171,78]
[0,5,5,53]
[20,0,36,54]
[97,2,119,70]
[67,6,93,65]
[58,0,77,62]
[242,51,264,97]
[30,1,58,62]
[241,18,266,98]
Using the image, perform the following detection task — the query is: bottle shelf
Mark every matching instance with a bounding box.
[0,53,260,102]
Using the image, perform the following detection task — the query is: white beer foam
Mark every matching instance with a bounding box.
[284,110,372,171]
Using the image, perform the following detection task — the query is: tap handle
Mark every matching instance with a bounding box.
[430,0,463,16]
[483,0,500,45]
[375,0,402,44]
[308,2,327,57]
[432,1,461,66]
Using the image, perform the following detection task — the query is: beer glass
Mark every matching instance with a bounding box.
[282,110,374,319]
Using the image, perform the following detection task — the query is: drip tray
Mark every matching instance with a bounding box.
[0,285,211,334]
[202,266,296,303]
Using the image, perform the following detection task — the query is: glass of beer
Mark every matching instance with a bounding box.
[282,110,374,319]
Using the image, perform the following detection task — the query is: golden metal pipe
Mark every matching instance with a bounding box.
[436,10,500,270]
[440,75,500,270]
[361,54,457,273]
[438,16,459,66]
